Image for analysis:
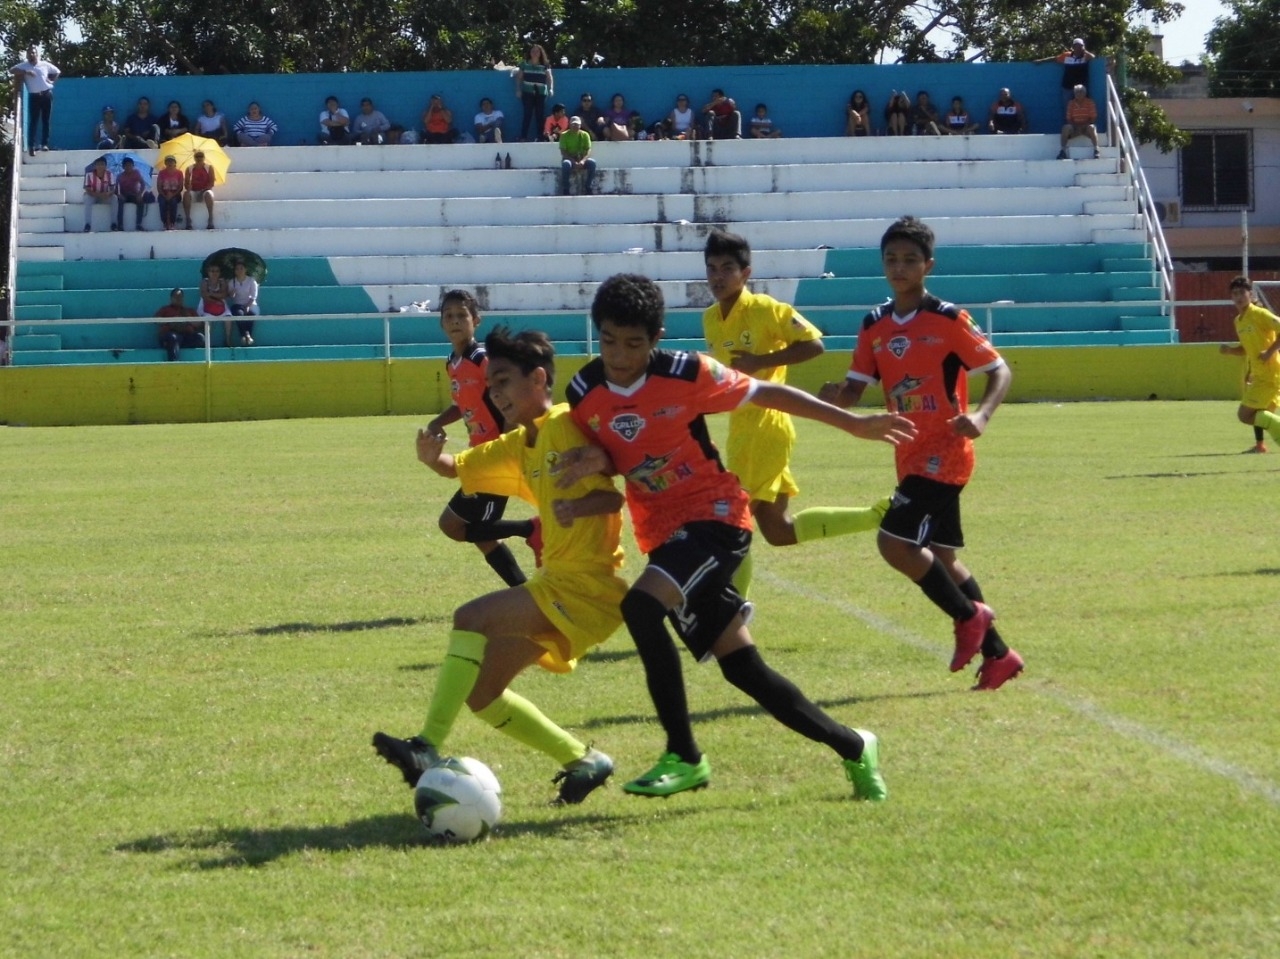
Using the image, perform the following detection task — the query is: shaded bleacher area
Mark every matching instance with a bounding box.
[10,131,1171,367]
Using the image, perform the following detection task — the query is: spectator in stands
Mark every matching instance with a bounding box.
[910,90,942,135]
[514,43,554,142]
[197,263,230,338]
[81,155,114,233]
[183,150,218,229]
[576,93,604,138]
[474,97,505,144]
[943,96,979,135]
[987,87,1028,134]
[845,90,872,137]
[597,93,633,141]
[121,97,160,149]
[114,156,148,232]
[749,103,782,138]
[1058,84,1099,159]
[1038,37,1095,106]
[661,94,698,140]
[195,99,230,145]
[156,288,204,361]
[10,44,59,156]
[93,105,121,149]
[159,100,190,142]
[559,116,597,195]
[226,259,260,347]
[543,102,570,142]
[421,94,458,144]
[318,95,350,145]
[351,97,391,144]
[701,88,741,139]
[884,91,911,136]
[156,155,183,231]
[234,102,277,146]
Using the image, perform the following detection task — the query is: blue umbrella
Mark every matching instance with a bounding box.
[85,152,153,189]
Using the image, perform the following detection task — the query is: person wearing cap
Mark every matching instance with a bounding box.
[1037,37,1096,106]
[93,105,121,150]
[10,45,59,156]
[422,94,458,144]
[558,115,597,195]
[543,103,570,142]
[156,154,185,230]
[183,150,217,230]
[155,288,204,361]
[351,97,390,144]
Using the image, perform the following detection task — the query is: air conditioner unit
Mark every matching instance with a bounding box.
[1154,198,1181,226]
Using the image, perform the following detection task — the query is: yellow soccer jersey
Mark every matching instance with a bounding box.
[1234,302,1280,383]
[455,403,623,574]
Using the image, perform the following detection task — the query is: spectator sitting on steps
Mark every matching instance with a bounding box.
[156,288,205,361]
[558,116,597,195]
[1058,84,1099,160]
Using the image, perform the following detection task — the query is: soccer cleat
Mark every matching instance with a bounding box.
[973,648,1025,691]
[951,602,995,673]
[844,729,887,802]
[549,747,614,805]
[525,517,544,568]
[622,752,711,797]
[371,731,439,787]
[1244,442,1268,454]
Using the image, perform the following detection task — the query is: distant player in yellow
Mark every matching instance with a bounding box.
[1220,276,1280,453]
[373,328,627,807]
[702,229,885,595]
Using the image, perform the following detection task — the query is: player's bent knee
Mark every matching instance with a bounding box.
[621,589,668,635]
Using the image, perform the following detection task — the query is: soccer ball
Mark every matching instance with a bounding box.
[414,756,503,843]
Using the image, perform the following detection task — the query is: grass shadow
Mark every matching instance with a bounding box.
[250,616,436,636]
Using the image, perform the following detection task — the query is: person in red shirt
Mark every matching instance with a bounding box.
[560,273,915,802]
[821,216,1023,691]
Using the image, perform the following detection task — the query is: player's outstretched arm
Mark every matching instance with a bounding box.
[552,443,617,489]
[751,381,916,445]
[728,339,823,375]
[818,378,867,409]
[416,428,458,478]
[425,404,462,437]
[551,489,625,528]
[949,362,1012,438]
[1219,343,1245,357]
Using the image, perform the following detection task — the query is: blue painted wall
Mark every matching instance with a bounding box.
[45,61,1107,150]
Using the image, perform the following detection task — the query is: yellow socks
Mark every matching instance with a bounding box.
[421,629,486,748]
[474,690,585,766]
[793,500,888,543]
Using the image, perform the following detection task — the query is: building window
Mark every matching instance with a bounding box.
[1180,131,1252,211]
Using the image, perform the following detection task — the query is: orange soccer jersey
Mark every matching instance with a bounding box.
[567,349,755,554]
[448,343,502,447]
[848,295,1003,486]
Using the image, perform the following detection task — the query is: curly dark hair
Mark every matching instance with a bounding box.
[439,288,480,321]
[590,274,665,338]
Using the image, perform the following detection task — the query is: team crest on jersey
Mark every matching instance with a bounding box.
[609,413,645,441]
[706,358,729,382]
[887,335,911,358]
[588,414,601,433]
[738,331,754,348]
[450,380,461,395]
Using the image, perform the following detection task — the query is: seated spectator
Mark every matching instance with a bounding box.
[474,97,505,144]
[558,116,597,195]
[351,97,391,144]
[543,102,570,142]
[661,93,698,140]
[597,93,633,141]
[911,90,942,135]
[197,263,230,332]
[421,94,458,144]
[749,102,782,138]
[701,88,741,139]
[1059,83,1100,159]
[845,90,872,137]
[183,150,217,230]
[226,259,260,347]
[234,102,277,146]
[576,93,604,139]
[988,87,1028,134]
[93,105,120,149]
[943,96,978,135]
[194,99,230,145]
[121,97,160,149]
[318,95,350,145]
[114,156,148,232]
[884,90,911,136]
[159,100,190,142]
[629,113,652,140]
[155,155,183,230]
[81,155,114,233]
[156,288,204,361]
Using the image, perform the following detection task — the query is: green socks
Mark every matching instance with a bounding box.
[1256,410,1280,440]
[793,501,888,543]
[421,629,487,748]
[731,549,754,598]
[474,690,585,766]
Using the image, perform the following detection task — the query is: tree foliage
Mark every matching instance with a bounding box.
[1206,0,1280,97]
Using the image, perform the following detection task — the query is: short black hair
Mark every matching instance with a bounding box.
[1229,275,1254,292]
[591,274,664,338]
[880,215,935,260]
[440,288,480,320]
[484,327,556,388]
[704,229,751,269]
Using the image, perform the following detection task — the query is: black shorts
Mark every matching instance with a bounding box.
[646,521,751,661]
[880,474,966,550]
[445,488,509,526]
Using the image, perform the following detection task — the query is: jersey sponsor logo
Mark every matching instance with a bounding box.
[706,357,729,382]
[887,375,925,406]
[888,335,911,358]
[651,405,684,419]
[626,451,679,493]
[609,412,645,441]
[926,455,942,476]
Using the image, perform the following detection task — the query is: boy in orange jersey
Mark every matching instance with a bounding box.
[426,290,539,586]
[559,274,915,801]
[820,216,1023,690]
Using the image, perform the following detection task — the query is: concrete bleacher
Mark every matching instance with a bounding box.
[10,130,1171,367]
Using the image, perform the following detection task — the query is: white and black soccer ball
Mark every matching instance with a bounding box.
[414,756,503,843]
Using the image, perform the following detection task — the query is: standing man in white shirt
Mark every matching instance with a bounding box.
[10,45,60,156]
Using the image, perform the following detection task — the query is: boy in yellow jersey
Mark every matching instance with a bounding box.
[1220,276,1280,453]
[373,328,627,806]
[701,230,886,595]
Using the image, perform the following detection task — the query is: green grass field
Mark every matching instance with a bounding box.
[3,400,1279,958]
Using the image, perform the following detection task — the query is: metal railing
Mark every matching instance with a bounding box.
[4,88,24,347]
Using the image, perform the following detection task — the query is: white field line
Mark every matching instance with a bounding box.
[760,571,1280,807]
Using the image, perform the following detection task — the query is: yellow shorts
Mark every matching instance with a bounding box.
[727,408,799,504]
[525,566,627,674]
[1243,376,1280,411]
